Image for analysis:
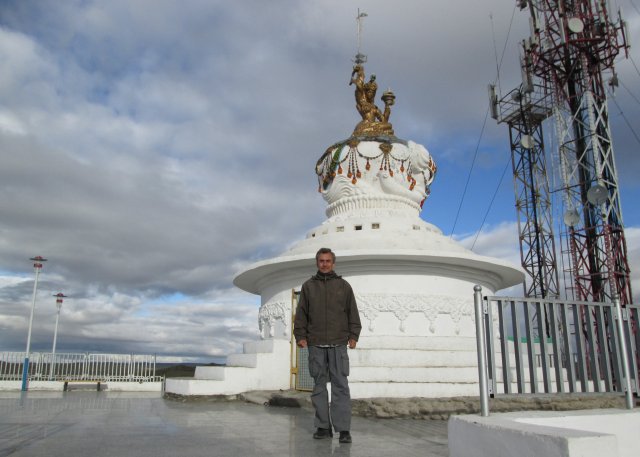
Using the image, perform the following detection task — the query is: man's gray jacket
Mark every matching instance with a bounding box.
[293,271,362,346]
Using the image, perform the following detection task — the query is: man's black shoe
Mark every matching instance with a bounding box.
[313,428,333,439]
[339,431,352,443]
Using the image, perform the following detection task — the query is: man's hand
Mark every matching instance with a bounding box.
[348,339,357,349]
[297,339,308,348]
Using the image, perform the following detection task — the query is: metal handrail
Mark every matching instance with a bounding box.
[0,352,161,383]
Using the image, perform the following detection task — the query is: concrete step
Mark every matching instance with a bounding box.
[349,381,479,399]
[226,353,258,368]
[350,366,479,383]
[243,339,278,354]
[214,339,281,368]
[169,339,293,396]
[167,377,480,399]
[350,348,478,367]
[166,373,252,396]
[227,339,291,367]
[356,335,476,351]
[194,366,226,380]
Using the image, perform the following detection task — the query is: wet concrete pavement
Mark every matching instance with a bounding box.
[0,391,448,457]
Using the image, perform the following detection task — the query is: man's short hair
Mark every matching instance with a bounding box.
[315,247,336,262]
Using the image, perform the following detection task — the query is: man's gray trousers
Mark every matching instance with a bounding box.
[308,345,351,432]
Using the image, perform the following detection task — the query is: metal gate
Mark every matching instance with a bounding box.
[473,285,638,416]
[290,290,313,391]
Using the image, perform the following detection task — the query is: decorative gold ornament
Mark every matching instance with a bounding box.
[378,143,392,154]
[349,64,395,137]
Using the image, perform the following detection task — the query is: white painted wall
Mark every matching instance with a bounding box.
[448,409,639,457]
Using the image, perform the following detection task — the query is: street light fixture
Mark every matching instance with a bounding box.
[21,256,47,391]
[49,293,66,381]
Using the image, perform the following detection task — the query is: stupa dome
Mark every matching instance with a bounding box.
[312,63,436,220]
[316,138,436,218]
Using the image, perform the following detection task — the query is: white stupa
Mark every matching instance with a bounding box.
[166,61,523,399]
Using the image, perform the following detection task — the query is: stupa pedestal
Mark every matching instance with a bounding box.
[166,144,522,398]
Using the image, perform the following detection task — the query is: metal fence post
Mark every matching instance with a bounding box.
[614,296,634,410]
[474,285,490,416]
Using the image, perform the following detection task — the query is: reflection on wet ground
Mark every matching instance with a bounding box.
[0,391,448,457]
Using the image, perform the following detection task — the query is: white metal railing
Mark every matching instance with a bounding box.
[473,286,638,416]
[0,352,161,383]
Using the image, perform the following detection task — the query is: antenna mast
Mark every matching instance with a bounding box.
[354,9,368,65]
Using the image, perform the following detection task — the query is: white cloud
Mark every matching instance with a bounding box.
[625,227,640,303]
[457,221,640,303]
[456,221,521,265]
[0,1,638,361]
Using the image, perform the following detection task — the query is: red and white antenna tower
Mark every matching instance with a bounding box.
[494,1,633,304]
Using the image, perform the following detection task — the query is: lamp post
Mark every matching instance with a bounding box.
[49,293,66,381]
[21,256,47,391]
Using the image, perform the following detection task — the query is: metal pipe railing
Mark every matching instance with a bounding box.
[0,352,162,383]
[613,296,634,410]
[474,285,490,416]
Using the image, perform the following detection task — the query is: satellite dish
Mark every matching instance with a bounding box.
[564,208,580,227]
[587,183,608,205]
[568,17,584,34]
[521,135,533,149]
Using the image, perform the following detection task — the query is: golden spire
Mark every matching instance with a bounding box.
[349,10,395,137]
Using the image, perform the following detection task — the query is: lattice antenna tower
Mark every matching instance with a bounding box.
[489,34,560,298]
[517,0,632,304]
[491,0,633,305]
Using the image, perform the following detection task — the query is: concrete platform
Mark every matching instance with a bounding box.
[0,391,448,457]
[448,408,639,457]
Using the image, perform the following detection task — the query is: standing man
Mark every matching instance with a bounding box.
[294,247,362,444]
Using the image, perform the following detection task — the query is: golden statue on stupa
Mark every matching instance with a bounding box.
[348,9,396,138]
[350,64,395,137]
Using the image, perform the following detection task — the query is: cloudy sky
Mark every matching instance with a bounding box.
[1,0,639,363]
